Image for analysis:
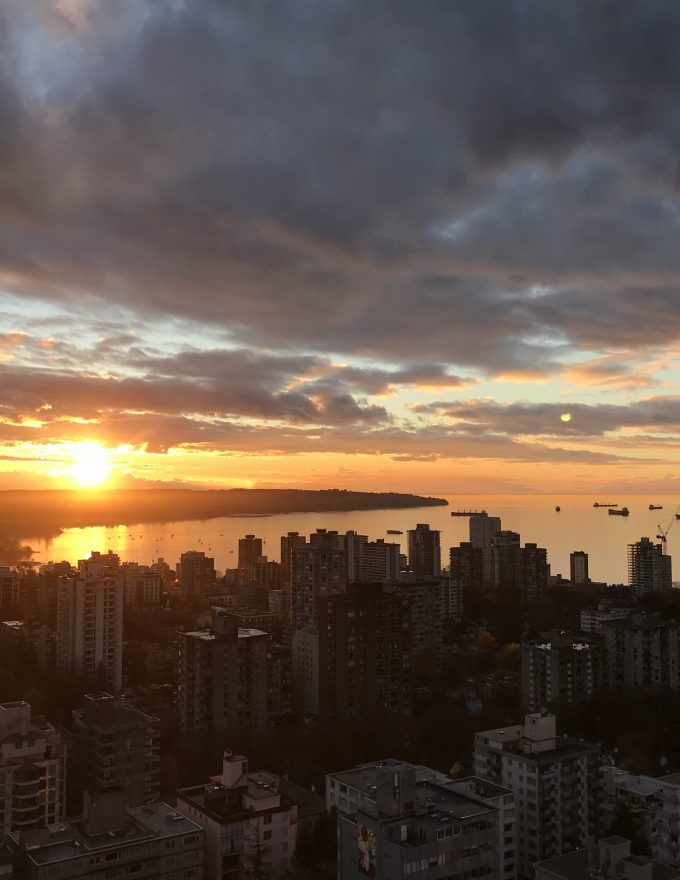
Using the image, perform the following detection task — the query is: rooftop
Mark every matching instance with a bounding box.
[536,846,679,880]
[328,759,450,798]
[11,803,201,866]
[181,626,267,640]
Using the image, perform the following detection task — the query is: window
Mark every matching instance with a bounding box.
[264,831,272,841]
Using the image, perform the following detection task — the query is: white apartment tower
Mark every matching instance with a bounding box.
[475,712,600,878]
[57,568,124,691]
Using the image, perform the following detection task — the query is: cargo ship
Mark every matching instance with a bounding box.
[386,529,403,535]
[649,504,663,510]
[609,507,629,516]
[594,502,617,508]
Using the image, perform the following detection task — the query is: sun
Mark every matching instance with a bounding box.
[68,442,112,488]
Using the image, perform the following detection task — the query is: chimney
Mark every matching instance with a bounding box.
[222,751,248,790]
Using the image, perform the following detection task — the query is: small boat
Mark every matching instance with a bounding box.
[594,502,617,508]
[386,529,403,535]
[676,514,680,521]
[649,504,663,510]
[609,507,629,517]
[555,506,561,512]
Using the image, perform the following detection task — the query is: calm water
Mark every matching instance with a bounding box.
[20,495,680,586]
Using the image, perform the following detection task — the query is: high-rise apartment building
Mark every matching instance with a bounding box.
[332,759,516,880]
[628,538,672,597]
[450,542,484,593]
[521,630,604,712]
[56,571,124,690]
[238,534,263,570]
[0,701,67,834]
[475,712,600,878]
[494,531,522,590]
[407,523,441,577]
[493,532,548,602]
[177,550,216,600]
[120,563,162,606]
[177,609,270,738]
[603,613,680,689]
[176,750,298,880]
[290,530,347,629]
[386,576,448,673]
[470,513,503,585]
[339,530,368,583]
[69,693,160,812]
[570,551,589,585]
[358,539,401,583]
[318,583,411,724]
[0,568,20,610]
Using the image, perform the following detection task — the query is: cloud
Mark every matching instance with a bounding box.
[2,1,680,486]
[417,396,680,438]
[2,1,680,374]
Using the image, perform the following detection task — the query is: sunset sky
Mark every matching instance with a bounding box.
[2,0,680,494]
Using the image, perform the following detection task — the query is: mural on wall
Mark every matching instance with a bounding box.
[358,825,376,877]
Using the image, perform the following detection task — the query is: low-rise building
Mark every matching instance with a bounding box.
[333,759,516,880]
[176,750,298,879]
[8,788,203,880]
[535,836,679,880]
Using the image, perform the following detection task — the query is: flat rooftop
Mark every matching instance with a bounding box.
[535,847,679,880]
[328,759,450,797]
[13,803,201,866]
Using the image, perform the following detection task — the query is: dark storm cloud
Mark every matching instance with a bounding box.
[2,0,680,376]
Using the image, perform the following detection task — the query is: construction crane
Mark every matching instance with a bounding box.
[657,508,680,553]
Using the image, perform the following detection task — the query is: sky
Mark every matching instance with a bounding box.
[1,0,680,494]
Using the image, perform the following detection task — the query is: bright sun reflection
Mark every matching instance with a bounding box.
[68,442,112,488]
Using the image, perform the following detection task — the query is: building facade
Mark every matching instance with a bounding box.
[176,750,298,880]
[475,712,600,878]
[521,630,604,712]
[8,789,204,880]
[333,759,515,880]
[318,583,411,724]
[407,524,441,577]
[177,609,270,738]
[359,540,401,583]
[56,571,124,691]
[0,702,67,835]
[69,693,160,812]
[603,613,680,690]
[628,538,672,597]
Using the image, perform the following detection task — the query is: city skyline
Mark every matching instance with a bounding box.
[2,2,680,495]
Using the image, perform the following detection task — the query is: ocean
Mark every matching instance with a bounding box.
[20,494,680,585]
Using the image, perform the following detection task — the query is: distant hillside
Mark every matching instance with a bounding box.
[1,488,448,540]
